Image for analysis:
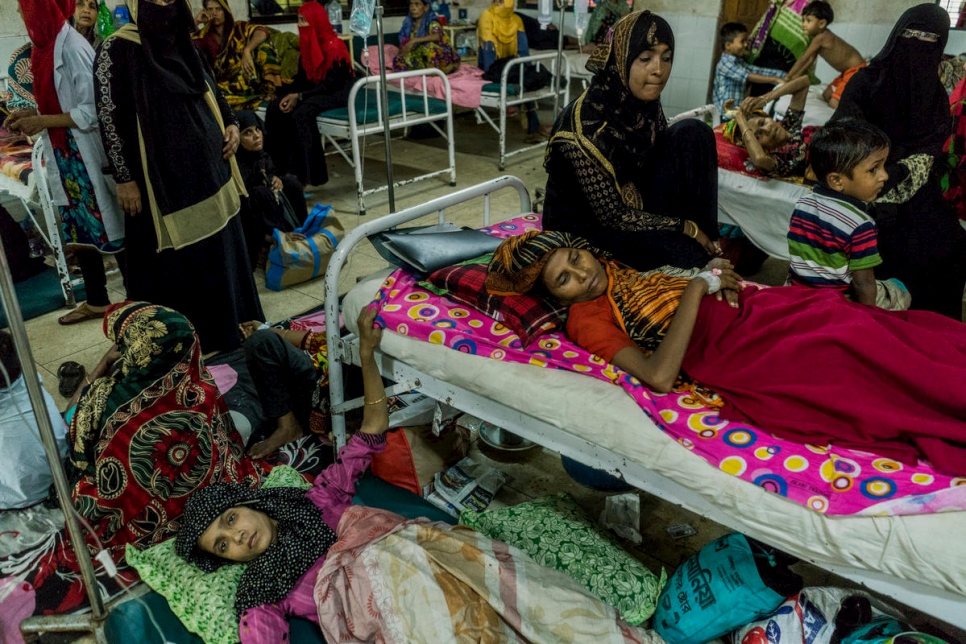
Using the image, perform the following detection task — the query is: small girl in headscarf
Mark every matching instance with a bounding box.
[176,307,388,644]
[392,0,460,74]
[235,109,307,266]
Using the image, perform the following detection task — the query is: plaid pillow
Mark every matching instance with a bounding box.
[427,262,567,347]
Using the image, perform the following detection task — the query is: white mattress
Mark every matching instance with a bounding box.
[717,168,805,260]
[344,274,966,604]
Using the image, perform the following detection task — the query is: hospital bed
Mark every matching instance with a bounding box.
[474,52,571,170]
[0,133,77,305]
[322,176,966,631]
[316,67,456,215]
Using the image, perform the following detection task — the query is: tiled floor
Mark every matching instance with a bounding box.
[17,109,965,642]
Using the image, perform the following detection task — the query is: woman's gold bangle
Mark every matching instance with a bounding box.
[364,395,386,406]
[685,221,698,239]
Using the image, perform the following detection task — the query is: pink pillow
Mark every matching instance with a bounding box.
[367,44,399,74]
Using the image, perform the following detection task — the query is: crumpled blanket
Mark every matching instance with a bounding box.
[315,505,665,644]
[368,45,488,109]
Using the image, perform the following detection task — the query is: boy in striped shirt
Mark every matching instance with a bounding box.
[787,120,911,309]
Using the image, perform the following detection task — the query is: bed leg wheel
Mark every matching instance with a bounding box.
[449,181,457,187]
[499,164,505,171]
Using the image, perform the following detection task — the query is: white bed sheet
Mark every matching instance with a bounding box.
[344,273,966,606]
[717,168,805,260]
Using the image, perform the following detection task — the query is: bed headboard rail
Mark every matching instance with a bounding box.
[324,175,531,447]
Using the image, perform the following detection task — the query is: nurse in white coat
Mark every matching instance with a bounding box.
[7,0,124,326]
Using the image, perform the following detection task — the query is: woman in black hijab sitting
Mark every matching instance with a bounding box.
[235,110,307,266]
[831,3,966,319]
[542,11,721,272]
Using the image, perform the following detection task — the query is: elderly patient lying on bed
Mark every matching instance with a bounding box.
[175,307,660,644]
[485,230,966,476]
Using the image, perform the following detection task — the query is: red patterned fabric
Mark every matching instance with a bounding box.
[69,302,259,556]
[427,262,567,347]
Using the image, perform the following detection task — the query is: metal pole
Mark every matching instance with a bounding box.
[552,0,567,116]
[374,0,396,212]
[0,238,107,626]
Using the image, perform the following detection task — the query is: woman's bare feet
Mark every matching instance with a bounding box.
[248,412,304,459]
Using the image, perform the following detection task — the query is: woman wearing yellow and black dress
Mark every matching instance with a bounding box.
[94,0,263,353]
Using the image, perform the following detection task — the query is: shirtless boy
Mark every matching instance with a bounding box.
[784,1,865,108]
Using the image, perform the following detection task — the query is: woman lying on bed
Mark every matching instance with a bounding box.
[178,307,659,644]
[721,74,816,178]
[485,230,966,477]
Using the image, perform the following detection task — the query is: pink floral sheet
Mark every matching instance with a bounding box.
[370,215,966,517]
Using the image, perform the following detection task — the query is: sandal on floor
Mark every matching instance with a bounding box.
[58,302,106,326]
[57,361,86,398]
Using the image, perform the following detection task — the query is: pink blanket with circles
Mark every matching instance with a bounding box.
[371,215,966,516]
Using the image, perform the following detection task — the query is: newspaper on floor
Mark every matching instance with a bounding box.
[433,457,507,513]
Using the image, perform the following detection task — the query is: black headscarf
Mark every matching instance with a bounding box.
[547,11,674,196]
[234,110,273,189]
[135,0,208,96]
[176,482,337,615]
[831,3,951,161]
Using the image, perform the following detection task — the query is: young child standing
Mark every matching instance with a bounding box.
[713,22,786,120]
[786,120,910,310]
[784,1,865,108]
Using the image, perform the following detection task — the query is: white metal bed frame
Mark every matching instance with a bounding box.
[0,137,77,306]
[474,52,571,170]
[322,176,966,631]
[316,67,457,215]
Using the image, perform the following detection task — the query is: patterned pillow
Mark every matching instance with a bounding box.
[426,261,568,347]
[126,466,310,644]
[460,493,666,625]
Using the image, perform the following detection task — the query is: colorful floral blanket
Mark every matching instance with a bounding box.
[371,215,966,517]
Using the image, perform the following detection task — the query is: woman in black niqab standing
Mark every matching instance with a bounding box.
[94,0,264,352]
[831,3,966,320]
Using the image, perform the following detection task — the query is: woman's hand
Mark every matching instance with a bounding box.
[116,181,142,216]
[357,306,383,357]
[241,49,256,77]
[7,114,47,136]
[702,258,744,307]
[238,320,263,340]
[740,95,768,114]
[271,175,283,191]
[693,227,722,257]
[222,124,239,159]
[279,93,299,113]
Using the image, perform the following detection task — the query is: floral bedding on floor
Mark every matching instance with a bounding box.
[371,214,966,517]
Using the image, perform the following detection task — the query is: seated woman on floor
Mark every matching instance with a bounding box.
[194,0,289,109]
[65,302,257,553]
[177,308,662,644]
[265,2,354,187]
[721,74,815,178]
[392,0,460,74]
[542,11,721,272]
[486,230,966,477]
[477,0,549,141]
[235,110,307,268]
